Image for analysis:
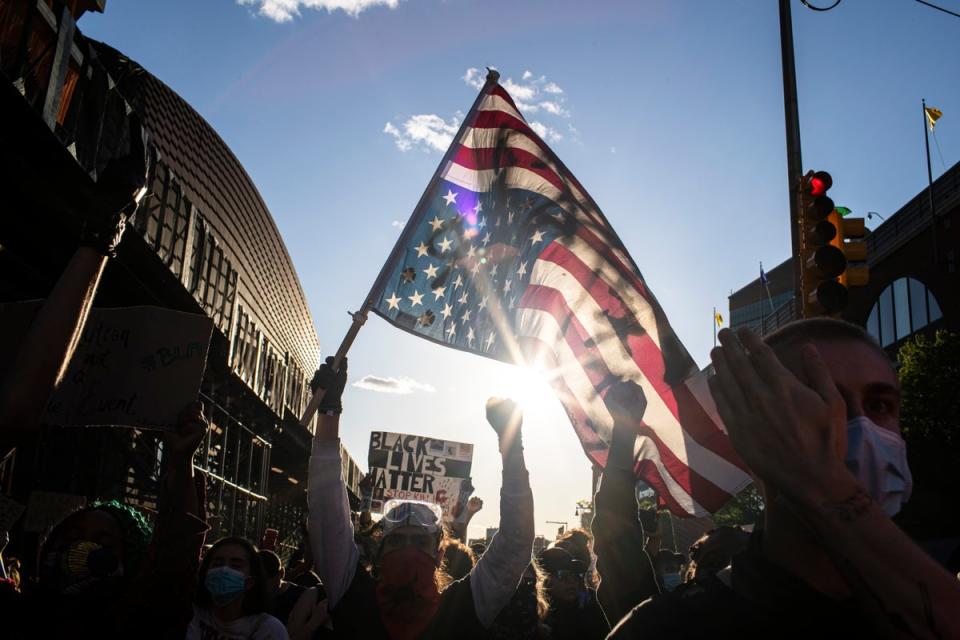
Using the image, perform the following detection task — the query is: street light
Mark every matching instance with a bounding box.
[867,211,886,222]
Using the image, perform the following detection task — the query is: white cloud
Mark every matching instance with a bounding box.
[383,113,460,152]
[474,69,573,132]
[237,0,403,21]
[502,78,537,102]
[610,146,617,154]
[463,67,485,90]
[529,121,562,143]
[391,220,404,228]
[539,100,567,116]
[353,374,436,394]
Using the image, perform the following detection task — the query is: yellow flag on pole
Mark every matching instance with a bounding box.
[925,107,943,130]
[715,310,723,327]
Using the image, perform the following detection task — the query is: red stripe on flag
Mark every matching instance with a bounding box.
[634,459,691,516]
[538,242,747,472]
[489,85,523,114]
[518,286,733,510]
[452,145,567,194]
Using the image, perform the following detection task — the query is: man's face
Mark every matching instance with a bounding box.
[777,338,901,456]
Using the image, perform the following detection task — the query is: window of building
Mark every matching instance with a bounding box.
[867,277,944,348]
[134,159,191,279]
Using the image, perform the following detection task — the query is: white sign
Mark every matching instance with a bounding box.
[0,303,213,430]
[367,430,474,519]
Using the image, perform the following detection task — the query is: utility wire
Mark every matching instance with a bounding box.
[913,0,960,19]
[799,0,843,10]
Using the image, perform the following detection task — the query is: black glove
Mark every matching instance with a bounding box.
[310,356,347,414]
[81,115,148,257]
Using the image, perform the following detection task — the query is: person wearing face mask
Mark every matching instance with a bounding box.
[651,550,685,593]
[2,402,210,639]
[538,547,609,640]
[187,536,289,639]
[607,319,960,639]
[306,356,534,639]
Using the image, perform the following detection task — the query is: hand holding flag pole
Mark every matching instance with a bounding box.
[298,68,503,428]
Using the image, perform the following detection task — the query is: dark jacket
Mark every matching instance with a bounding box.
[590,465,659,626]
[608,534,866,639]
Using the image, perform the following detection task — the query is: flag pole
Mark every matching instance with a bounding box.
[713,307,717,348]
[922,98,938,265]
[298,68,502,427]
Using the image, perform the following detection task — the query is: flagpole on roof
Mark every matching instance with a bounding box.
[922,98,938,265]
[298,68,502,427]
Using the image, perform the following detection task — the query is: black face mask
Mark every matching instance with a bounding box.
[41,540,123,595]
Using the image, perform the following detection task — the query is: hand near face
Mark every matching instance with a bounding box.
[708,328,849,504]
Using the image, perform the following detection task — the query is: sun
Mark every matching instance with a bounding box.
[491,362,560,419]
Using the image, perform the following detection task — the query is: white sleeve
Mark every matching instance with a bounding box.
[308,438,360,609]
[469,469,535,627]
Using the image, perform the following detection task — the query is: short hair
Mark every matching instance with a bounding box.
[196,536,269,615]
[258,549,282,578]
[764,317,887,361]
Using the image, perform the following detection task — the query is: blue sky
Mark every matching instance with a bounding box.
[81,0,959,539]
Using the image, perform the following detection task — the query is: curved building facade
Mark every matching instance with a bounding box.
[0,0,357,558]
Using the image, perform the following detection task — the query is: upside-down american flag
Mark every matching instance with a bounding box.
[371,72,750,516]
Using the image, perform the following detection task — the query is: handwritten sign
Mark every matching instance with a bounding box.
[23,491,87,533]
[0,302,213,430]
[368,431,474,519]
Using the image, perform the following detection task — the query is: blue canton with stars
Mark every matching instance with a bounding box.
[372,179,574,362]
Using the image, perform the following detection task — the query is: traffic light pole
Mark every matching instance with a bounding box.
[779,0,805,318]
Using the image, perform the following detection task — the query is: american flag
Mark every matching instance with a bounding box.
[371,74,750,516]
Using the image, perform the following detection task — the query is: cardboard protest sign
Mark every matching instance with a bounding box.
[0,302,213,430]
[23,491,87,533]
[0,495,26,531]
[368,431,474,518]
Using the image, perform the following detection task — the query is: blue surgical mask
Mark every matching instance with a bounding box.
[661,572,683,592]
[845,417,913,517]
[204,566,248,607]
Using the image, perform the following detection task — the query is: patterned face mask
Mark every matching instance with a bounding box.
[845,416,913,517]
[43,540,123,595]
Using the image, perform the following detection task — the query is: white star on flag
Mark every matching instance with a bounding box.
[407,290,423,307]
[443,190,458,206]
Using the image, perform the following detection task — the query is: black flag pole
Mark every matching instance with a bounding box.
[922,98,938,265]
[299,68,502,427]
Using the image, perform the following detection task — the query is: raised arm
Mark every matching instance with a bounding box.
[592,382,659,624]
[307,357,359,609]
[0,142,146,454]
[470,398,535,627]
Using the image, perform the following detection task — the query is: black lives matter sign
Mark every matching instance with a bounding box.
[368,431,473,513]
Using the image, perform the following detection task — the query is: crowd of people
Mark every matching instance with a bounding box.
[1,165,960,638]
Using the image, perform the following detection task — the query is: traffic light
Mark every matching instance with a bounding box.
[831,211,869,287]
[798,170,869,316]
